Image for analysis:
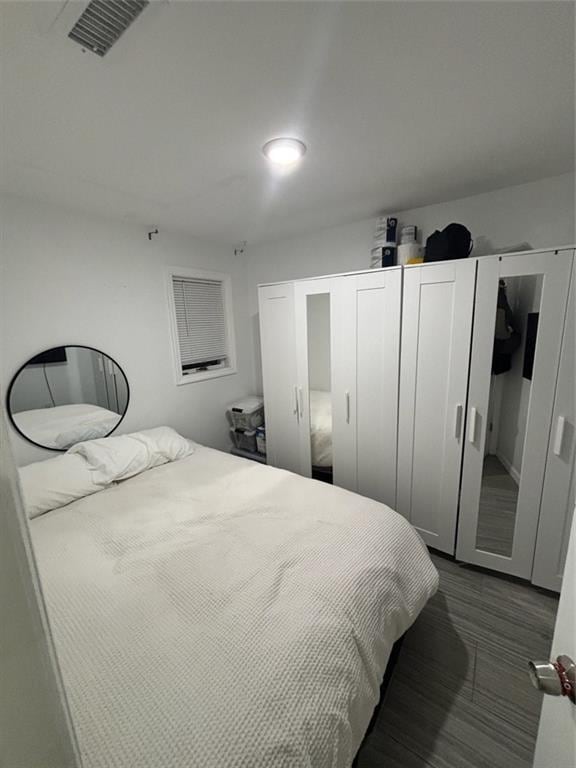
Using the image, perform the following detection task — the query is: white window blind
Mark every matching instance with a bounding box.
[172,275,228,374]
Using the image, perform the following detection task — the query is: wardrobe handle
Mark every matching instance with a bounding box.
[454,404,463,439]
[345,391,351,424]
[468,407,478,444]
[298,388,304,422]
[553,416,566,457]
[294,386,300,422]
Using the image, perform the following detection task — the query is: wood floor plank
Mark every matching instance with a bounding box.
[424,580,555,659]
[355,551,558,768]
[473,645,544,737]
[480,572,558,631]
[356,733,431,768]
[429,553,484,599]
[401,618,476,701]
[477,578,557,658]
[379,676,534,768]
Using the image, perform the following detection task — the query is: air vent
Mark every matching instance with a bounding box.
[68,0,149,57]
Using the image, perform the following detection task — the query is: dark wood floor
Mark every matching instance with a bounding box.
[356,553,558,768]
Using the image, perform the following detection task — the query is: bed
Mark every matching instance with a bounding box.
[28,437,437,768]
[310,389,333,468]
[13,403,121,449]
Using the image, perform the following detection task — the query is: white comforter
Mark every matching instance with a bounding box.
[13,403,120,449]
[31,446,438,768]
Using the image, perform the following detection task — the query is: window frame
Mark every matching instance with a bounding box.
[166,266,237,386]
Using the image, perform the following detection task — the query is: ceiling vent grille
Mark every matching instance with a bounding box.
[68,0,149,57]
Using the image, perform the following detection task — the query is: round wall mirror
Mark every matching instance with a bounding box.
[7,345,130,451]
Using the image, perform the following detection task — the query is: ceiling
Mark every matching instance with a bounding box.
[1,1,574,244]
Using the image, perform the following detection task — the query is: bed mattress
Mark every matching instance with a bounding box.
[31,446,438,768]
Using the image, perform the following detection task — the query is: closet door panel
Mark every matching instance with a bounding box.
[355,269,401,507]
[457,250,573,578]
[258,283,300,473]
[397,261,476,553]
[331,277,357,492]
[532,256,575,591]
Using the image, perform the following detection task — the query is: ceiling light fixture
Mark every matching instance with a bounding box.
[262,138,307,166]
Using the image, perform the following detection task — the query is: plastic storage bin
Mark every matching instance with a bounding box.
[255,427,266,455]
[228,396,264,430]
[230,428,257,453]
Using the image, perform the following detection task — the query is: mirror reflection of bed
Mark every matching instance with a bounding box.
[8,346,129,450]
[307,293,333,483]
[476,274,542,557]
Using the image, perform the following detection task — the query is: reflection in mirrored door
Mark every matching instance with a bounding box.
[476,274,543,557]
[306,293,333,483]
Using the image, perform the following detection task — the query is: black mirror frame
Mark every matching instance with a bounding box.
[6,344,130,452]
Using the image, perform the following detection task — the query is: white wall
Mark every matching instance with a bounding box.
[247,173,575,389]
[10,348,109,414]
[0,196,255,465]
[0,406,80,768]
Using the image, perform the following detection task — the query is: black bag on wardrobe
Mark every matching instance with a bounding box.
[424,223,473,262]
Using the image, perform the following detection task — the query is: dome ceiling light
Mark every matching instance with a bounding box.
[262,138,307,167]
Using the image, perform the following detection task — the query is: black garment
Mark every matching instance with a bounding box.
[492,280,521,375]
[424,223,473,262]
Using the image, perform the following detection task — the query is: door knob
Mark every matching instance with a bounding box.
[528,655,575,703]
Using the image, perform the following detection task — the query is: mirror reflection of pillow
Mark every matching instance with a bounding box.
[19,454,106,518]
[68,427,195,485]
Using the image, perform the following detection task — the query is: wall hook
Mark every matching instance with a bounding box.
[148,228,159,241]
[234,240,247,256]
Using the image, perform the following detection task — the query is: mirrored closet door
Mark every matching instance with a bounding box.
[294,278,334,483]
[532,266,575,591]
[457,250,573,578]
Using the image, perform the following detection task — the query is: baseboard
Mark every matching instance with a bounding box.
[495,450,521,486]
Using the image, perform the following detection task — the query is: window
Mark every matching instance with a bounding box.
[167,267,236,385]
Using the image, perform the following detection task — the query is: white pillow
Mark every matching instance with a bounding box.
[19,454,106,519]
[68,426,194,485]
[140,426,196,462]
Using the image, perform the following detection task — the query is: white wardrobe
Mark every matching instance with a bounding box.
[258,247,575,591]
[259,268,401,509]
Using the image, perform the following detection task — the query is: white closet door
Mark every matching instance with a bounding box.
[294,278,334,479]
[457,250,573,578]
[332,269,401,505]
[330,276,357,492]
[356,269,402,507]
[532,254,575,592]
[397,260,476,553]
[258,283,300,473]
